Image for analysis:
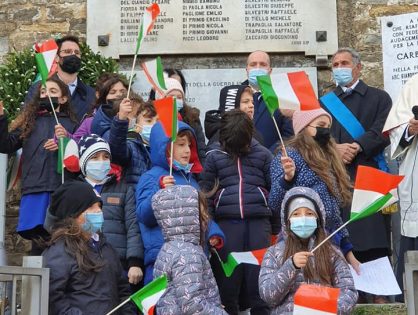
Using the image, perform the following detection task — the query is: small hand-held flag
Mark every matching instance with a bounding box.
[311,166,404,253]
[105,275,168,315]
[154,97,178,176]
[214,248,267,277]
[293,284,340,315]
[141,56,167,98]
[127,3,161,96]
[57,138,80,175]
[33,39,58,83]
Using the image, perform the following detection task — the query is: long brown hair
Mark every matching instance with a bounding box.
[286,132,352,205]
[48,218,104,274]
[10,77,76,139]
[198,192,210,247]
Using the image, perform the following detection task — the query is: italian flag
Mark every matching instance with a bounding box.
[219,248,267,277]
[131,275,167,315]
[350,165,404,222]
[135,3,160,54]
[6,148,22,191]
[57,138,80,174]
[34,39,58,85]
[257,71,320,115]
[293,284,339,315]
[141,56,167,98]
[154,97,178,141]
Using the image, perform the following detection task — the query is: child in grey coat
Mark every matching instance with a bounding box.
[259,187,357,315]
[152,185,227,315]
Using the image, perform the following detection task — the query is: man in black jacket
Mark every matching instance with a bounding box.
[25,35,95,122]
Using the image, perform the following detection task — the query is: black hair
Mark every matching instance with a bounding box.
[56,35,80,52]
[219,109,254,160]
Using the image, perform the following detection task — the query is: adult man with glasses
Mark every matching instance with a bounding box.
[25,35,95,122]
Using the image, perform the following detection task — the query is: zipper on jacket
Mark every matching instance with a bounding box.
[237,157,244,219]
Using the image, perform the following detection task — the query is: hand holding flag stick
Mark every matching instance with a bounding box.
[127,3,160,96]
[310,166,404,254]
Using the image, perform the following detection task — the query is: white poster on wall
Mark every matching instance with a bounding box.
[381,12,418,102]
[124,67,318,125]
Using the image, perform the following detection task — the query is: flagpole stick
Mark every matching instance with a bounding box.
[310,220,351,254]
[169,140,174,177]
[105,297,131,315]
[46,91,64,184]
[271,115,288,156]
[127,53,138,97]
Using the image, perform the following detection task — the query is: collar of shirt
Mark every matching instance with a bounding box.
[57,74,78,95]
[342,79,359,92]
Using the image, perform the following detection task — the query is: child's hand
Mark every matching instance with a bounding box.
[128,266,143,285]
[281,153,295,182]
[54,124,68,138]
[117,98,132,120]
[0,101,4,116]
[161,175,175,187]
[209,236,223,249]
[292,251,313,269]
[44,139,58,151]
[345,251,361,275]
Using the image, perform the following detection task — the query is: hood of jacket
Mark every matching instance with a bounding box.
[218,84,249,113]
[152,185,201,245]
[204,109,221,141]
[91,104,114,138]
[280,187,326,240]
[149,121,202,173]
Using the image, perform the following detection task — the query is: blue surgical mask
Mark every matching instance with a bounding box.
[290,216,317,239]
[173,160,193,173]
[332,68,353,87]
[82,212,104,233]
[140,124,153,143]
[176,99,184,111]
[248,68,269,88]
[85,160,111,182]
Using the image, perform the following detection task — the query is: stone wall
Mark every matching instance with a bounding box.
[1,0,418,264]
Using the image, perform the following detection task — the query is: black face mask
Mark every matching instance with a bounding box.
[39,97,60,112]
[313,127,331,146]
[60,55,82,74]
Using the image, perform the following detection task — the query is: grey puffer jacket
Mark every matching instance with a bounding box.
[259,187,357,315]
[152,185,227,315]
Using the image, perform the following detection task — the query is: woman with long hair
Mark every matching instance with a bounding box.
[259,187,357,314]
[43,180,136,314]
[268,108,361,272]
[0,77,77,245]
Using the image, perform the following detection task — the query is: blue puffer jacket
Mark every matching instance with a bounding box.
[200,140,278,232]
[108,116,151,186]
[90,105,112,140]
[135,121,225,269]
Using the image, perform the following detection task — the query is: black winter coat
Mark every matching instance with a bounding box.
[43,237,137,315]
[0,112,77,195]
[200,139,276,224]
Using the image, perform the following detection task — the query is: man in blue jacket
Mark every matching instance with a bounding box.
[25,35,95,122]
[242,50,294,152]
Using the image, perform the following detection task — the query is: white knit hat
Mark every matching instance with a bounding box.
[292,108,332,135]
[159,77,185,100]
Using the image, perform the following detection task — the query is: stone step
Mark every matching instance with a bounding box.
[353,303,407,315]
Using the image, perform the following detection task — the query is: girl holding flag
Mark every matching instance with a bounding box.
[269,108,361,273]
[0,77,77,246]
[259,186,357,315]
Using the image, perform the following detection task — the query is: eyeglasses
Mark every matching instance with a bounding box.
[59,49,81,57]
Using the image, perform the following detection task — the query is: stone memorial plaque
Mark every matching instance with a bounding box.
[87,0,337,58]
[382,12,418,102]
[124,67,318,126]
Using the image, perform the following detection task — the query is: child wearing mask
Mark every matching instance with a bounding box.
[136,120,225,284]
[43,180,137,315]
[259,187,357,315]
[268,108,361,273]
[200,109,274,315]
[152,185,227,314]
[107,97,154,186]
[0,77,77,246]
